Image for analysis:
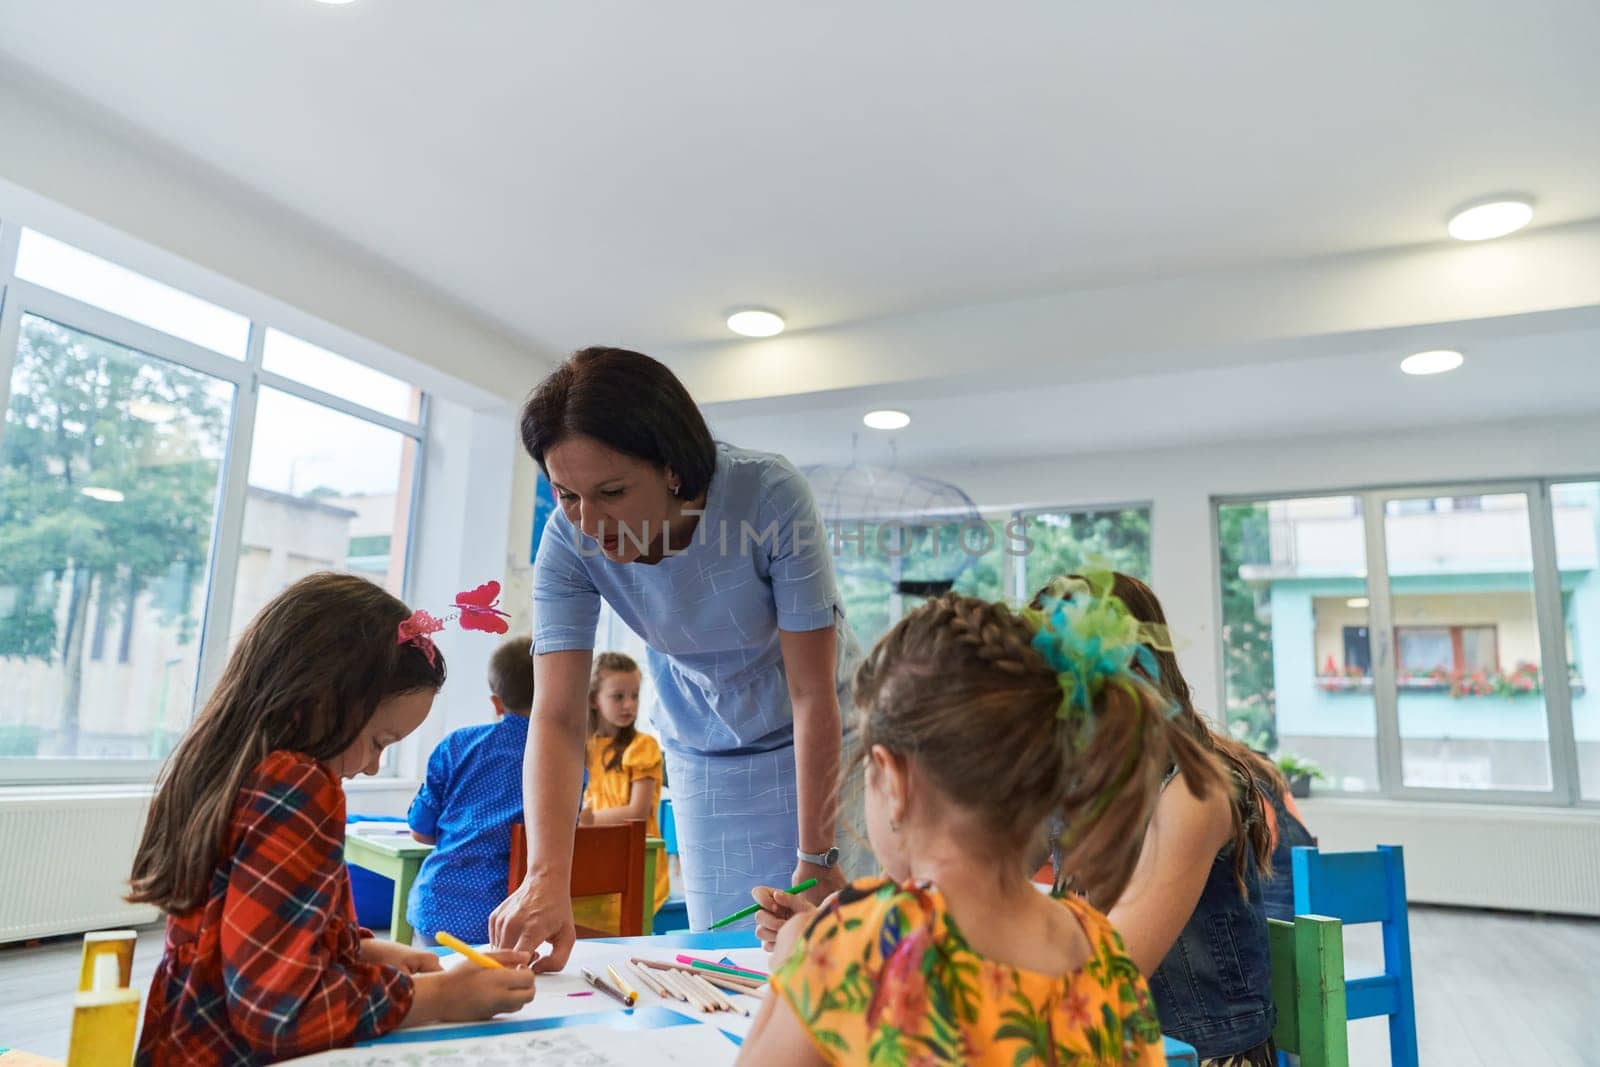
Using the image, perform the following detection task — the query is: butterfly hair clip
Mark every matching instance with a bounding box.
[398,580,513,666]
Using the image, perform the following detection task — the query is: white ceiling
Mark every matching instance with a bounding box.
[706,322,1600,468]
[1,0,1598,465]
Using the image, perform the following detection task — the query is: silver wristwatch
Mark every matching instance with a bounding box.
[796,845,841,868]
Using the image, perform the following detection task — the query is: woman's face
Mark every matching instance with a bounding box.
[544,435,681,564]
[594,669,641,733]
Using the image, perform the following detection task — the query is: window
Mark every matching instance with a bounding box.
[0,315,232,760]
[1551,481,1599,800]
[15,229,250,359]
[1018,506,1151,600]
[1,224,433,781]
[1396,625,1498,679]
[263,329,419,421]
[1384,492,1548,792]
[227,388,420,644]
[1219,482,1595,803]
[1220,496,1379,792]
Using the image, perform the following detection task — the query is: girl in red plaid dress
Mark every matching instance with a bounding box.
[127,573,536,1065]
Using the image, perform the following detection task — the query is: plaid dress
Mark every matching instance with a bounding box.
[136,751,414,1065]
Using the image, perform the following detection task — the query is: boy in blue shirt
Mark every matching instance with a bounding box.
[407,636,580,945]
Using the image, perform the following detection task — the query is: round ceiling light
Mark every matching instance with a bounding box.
[1447,198,1533,241]
[862,409,910,430]
[726,309,786,337]
[1400,350,1464,376]
[81,486,125,503]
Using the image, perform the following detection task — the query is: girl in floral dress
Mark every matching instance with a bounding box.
[739,579,1226,1065]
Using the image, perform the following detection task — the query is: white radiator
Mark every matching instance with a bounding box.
[1299,797,1600,916]
[0,791,159,944]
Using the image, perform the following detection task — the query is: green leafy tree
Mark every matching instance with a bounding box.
[0,316,227,755]
[1216,503,1276,750]
[1020,508,1152,596]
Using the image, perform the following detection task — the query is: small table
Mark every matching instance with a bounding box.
[343,831,433,945]
[371,929,1200,1064]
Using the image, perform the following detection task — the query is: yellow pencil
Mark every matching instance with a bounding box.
[606,964,640,1005]
[434,931,504,969]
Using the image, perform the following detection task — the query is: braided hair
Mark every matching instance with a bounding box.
[851,592,1223,909]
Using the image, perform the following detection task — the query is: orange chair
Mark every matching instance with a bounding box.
[509,820,648,937]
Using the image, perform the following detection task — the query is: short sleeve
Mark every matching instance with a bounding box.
[406,740,451,838]
[758,458,841,632]
[621,733,663,781]
[771,877,907,1062]
[532,508,602,653]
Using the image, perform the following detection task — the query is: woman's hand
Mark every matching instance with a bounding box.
[792,859,846,905]
[577,805,595,826]
[488,876,576,974]
[751,885,817,956]
[358,938,444,975]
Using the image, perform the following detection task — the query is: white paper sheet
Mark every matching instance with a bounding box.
[285,1019,738,1066]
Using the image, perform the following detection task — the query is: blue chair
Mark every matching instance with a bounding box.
[1291,845,1418,1067]
[655,796,690,933]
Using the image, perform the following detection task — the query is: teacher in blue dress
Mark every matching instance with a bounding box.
[489,347,864,966]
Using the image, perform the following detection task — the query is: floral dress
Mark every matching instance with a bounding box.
[772,877,1165,1065]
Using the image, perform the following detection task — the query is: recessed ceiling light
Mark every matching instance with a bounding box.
[726,309,785,337]
[1401,350,1464,376]
[1447,198,1533,241]
[313,0,360,5]
[863,409,910,430]
[1347,597,1370,609]
[81,486,125,503]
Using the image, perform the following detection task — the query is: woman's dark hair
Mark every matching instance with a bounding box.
[520,347,717,499]
[128,572,446,914]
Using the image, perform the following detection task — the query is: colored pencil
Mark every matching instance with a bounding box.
[677,954,769,981]
[580,967,633,1009]
[707,877,818,930]
[606,964,639,1005]
[434,931,503,969]
[635,957,763,988]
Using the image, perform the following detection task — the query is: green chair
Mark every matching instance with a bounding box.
[1269,914,1349,1067]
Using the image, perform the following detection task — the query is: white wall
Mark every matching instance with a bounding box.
[0,68,549,406]
[916,411,1600,720]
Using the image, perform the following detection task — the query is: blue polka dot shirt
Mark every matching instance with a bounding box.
[405,714,586,944]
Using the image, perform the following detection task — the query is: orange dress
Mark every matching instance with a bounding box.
[772,877,1165,1066]
[572,731,671,931]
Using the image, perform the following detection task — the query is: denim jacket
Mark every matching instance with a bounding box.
[1147,829,1277,1058]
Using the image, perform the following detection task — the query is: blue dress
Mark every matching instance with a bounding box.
[532,444,865,929]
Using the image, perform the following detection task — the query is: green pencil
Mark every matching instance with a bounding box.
[707,877,818,930]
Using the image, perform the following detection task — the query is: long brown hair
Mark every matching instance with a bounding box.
[128,572,446,914]
[588,652,641,772]
[852,592,1223,910]
[1037,573,1279,892]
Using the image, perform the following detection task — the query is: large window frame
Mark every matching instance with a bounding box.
[0,211,429,786]
[1213,479,1594,808]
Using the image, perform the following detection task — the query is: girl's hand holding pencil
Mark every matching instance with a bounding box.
[403,947,536,1026]
[749,883,820,959]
